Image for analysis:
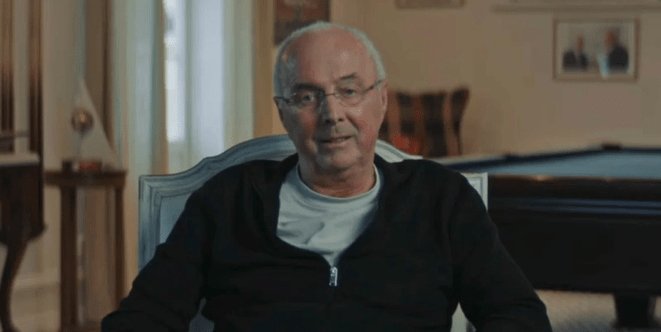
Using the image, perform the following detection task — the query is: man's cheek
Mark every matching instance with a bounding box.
[358,119,380,137]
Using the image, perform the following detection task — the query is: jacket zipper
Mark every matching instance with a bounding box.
[252,179,342,329]
[325,266,338,330]
[329,266,338,286]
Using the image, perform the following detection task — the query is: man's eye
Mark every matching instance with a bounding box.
[300,92,317,102]
[340,88,358,97]
[291,91,316,105]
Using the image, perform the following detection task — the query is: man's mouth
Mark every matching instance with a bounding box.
[319,136,350,143]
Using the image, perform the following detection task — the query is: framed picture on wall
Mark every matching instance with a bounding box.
[274,0,329,45]
[496,0,661,10]
[395,0,464,9]
[553,18,639,82]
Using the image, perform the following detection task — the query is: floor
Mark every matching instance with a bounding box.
[538,290,661,332]
[24,291,661,332]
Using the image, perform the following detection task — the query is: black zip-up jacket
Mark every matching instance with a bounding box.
[102,154,552,331]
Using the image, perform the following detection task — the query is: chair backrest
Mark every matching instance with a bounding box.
[450,87,470,155]
[138,134,486,332]
[380,89,470,159]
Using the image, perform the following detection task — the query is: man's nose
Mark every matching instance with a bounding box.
[319,95,346,124]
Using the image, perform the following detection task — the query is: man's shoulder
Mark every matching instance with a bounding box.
[383,158,468,189]
[610,45,627,55]
[199,158,290,192]
[614,45,628,55]
[382,158,483,215]
[389,157,459,173]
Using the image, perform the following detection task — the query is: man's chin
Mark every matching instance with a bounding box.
[315,153,357,172]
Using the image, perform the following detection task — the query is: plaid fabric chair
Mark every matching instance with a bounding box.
[380,87,470,158]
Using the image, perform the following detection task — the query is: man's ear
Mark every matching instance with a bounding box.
[274,98,288,131]
[274,97,282,119]
[379,81,389,115]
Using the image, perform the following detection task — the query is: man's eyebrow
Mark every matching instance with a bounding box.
[291,82,323,92]
[338,73,359,82]
[290,73,363,91]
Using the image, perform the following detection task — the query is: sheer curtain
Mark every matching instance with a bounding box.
[110,0,168,295]
[164,0,254,174]
[111,0,255,292]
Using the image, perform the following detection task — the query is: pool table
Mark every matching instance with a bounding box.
[435,143,661,328]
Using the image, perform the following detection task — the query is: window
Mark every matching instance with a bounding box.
[164,0,188,173]
[163,0,226,174]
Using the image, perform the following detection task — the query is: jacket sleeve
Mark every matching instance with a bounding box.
[102,189,215,332]
[449,176,552,332]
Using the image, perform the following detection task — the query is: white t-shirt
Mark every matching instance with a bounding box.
[276,165,383,267]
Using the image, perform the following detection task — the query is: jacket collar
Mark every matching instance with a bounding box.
[262,153,408,196]
[254,152,413,257]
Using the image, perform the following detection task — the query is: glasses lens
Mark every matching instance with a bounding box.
[337,87,362,106]
[287,81,377,109]
[290,89,318,109]
[338,82,370,106]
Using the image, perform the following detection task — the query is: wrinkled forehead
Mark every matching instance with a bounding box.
[281,30,376,90]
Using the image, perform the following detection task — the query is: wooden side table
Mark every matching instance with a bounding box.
[43,170,126,332]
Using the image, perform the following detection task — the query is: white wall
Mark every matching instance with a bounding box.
[12,0,114,330]
[24,0,83,331]
[223,0,255,148]
[332,0,661,154]
[12,0,29,154]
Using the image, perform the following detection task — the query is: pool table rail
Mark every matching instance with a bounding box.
[488,175,661,202]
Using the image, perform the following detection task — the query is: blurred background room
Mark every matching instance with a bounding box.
[1,0,660,331]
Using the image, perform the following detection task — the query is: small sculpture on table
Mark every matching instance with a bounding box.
[65,107,101,172]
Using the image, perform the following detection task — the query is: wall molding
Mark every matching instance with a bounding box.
[11,269,59,332]
[13,268,100,332]
[493,0,661,13]
[14,268,59,291]
[15,308,58,332]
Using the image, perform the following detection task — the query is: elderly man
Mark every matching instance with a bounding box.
[604,30,629,70]
[562,35,588,70]
[102,22,552,331]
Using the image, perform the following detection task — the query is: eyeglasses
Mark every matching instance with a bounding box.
[274,79,383,111]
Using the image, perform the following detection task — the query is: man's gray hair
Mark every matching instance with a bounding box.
[273,21,387,97]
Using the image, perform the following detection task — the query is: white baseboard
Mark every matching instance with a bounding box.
[9,269,60,332]
[14,308,58,332]
[14,268,60,291]
[12,268,113,332]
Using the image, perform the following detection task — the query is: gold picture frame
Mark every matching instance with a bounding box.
[395,0,465,9]
[274,0,330,45]
[553,18,639,82]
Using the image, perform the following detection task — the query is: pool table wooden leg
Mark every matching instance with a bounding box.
[614,294,659,328]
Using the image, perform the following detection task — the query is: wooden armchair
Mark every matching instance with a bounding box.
[138,134,487,332]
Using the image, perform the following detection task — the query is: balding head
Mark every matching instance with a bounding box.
[277,28,376,97]
[605,30,618,48]
[575,35,584,51]
[273,22,386,97]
